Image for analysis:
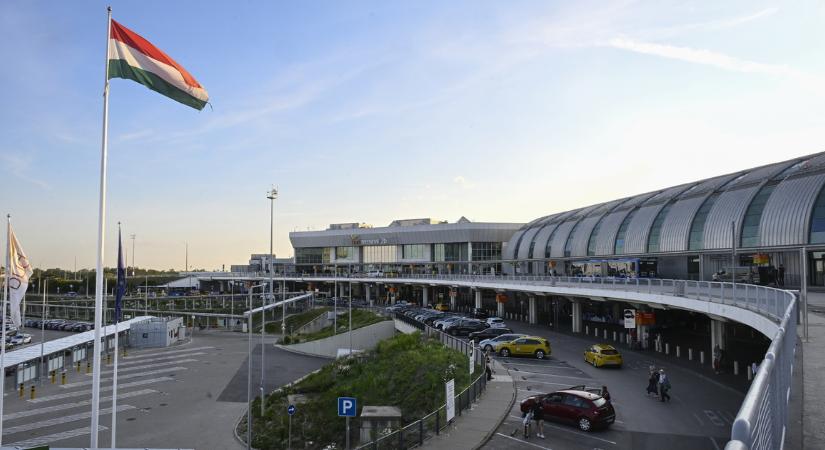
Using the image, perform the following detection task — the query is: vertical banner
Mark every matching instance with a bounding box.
[445,379,455,422]
[469,345,475,374]
[623,309,636,329]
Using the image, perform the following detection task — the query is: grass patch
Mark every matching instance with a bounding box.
[248,332,480,449]
[284,310,388,344]
[264,307,330,334]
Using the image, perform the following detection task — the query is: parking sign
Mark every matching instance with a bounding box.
[338,397,357,417]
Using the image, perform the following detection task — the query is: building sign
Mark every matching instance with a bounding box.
[350,235,392,246]
[636,312,656,326]
[445,379,456,422]
[623,309,636,329]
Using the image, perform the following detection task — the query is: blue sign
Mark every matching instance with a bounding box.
[338,397,357,417]
[287,404,296,416]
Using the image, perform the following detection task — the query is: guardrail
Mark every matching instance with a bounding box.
[354,313,487,449]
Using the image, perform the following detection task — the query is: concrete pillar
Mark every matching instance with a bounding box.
[497,298,505,318]
[422,286,429,307]
[528,295,537,325]
[711,319,727,353]
[571,298,582,333]
[449,289,457,311]
[474,290,482,309]
[366,284,372,306]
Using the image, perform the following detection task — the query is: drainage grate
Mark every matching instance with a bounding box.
[126,417,136,421]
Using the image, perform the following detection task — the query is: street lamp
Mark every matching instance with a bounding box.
[265,186,278,412]
[246,283,265,450]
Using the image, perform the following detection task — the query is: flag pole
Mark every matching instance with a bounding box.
[91,6,113,448]
[1,214,10,445]
[111,223,121,448]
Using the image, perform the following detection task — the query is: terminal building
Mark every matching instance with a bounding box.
[288,217,522,277]
[504,151,825,289]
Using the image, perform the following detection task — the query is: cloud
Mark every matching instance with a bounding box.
[0,153,50,189]
[607,37,825,96]
[453,176,475,189]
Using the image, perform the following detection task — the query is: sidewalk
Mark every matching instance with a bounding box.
[800,295,825,450]
[424,360,516,450]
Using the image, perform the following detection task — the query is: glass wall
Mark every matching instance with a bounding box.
[810,184,825,244]
[401,244,427,260]
[472,242,502,261]
[433,243,468,261]
[647,202,674,252]
[295,247,330,265]
[544,223,562,258]
[740,181,778,247]
[335,246,358,262]
[363,245,397,263]
[614,209,637,254]
[563,220,582,257]
[688,193,720,250]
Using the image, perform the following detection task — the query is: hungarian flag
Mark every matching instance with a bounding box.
[7,225,33,328]
[108,20,209,110]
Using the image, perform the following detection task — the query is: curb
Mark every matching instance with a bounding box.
[472,360,517,450]
[273,343,335,360]
[233,407,255,450]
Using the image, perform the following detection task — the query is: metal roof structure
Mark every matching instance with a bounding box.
[507,151,825,260]
[3,316,152,369]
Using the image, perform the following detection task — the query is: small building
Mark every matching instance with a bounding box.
[359,405,402,443]
[129,317,184,348]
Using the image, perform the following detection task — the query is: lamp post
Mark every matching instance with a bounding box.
[265,186,278,416]
[246,283,265,450]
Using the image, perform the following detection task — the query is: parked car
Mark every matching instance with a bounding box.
[584,344,623,368]
[9,335,25,346]
[366,270,384,277]
[486,317,507,328]
[434,303,450,312]
[19,333,32,344]
[444,319,488,336]
[520,389,615,431]
[471,308,489,319]
[469,327,513,343]
[497,336,551,359]
[478,333,526,353]
[433,316,463,330]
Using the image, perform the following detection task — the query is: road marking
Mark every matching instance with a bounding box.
[4,404,135,435]
[62,366,187,388]
[704,410,726,427]
[95,358,198,375]
[7,425,107,448]
[507,415,617,445]
[708,436,721,450]
[31,377,173,403]
[512,370,594,381]
[504,362,580,370]
[494,432,554,449]
[5,389,156,421]
[116,351,206,367]
[692,412,704,426]
[121,346,213,360]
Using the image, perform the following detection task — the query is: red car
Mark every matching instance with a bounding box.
[520,389,615,432]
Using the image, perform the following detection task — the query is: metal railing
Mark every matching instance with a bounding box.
[354,313,487,449]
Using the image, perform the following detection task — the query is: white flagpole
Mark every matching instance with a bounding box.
[1,214,10,445]
[111,224,121,447]
[91,6,113,448]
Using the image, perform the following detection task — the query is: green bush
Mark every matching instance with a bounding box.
[249,332,476,449]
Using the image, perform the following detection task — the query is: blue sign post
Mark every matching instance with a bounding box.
[288,404,296,416]
[338,397,357,449]
[287,404,296,449]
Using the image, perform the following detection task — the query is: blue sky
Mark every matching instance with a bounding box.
[1,0,824,270]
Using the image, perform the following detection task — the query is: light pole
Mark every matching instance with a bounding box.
[246,283,265,450]
[265,186,278,416]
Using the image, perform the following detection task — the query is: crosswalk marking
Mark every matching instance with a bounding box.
[95,358,198,375]
[7,425,107,448]
[4,404,135,435]
[62,366,187,389]
[5,389,156,421]
[116,351,206,367]
[704,410,726,427]
[31,377,173,403]
[121,346,213,361]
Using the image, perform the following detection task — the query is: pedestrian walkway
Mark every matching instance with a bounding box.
[424,360,516,450]
[801,293,825,450]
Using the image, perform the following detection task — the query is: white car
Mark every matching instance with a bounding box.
[478,333,526,353]
[486,317,507,328]
[366,270,384,277]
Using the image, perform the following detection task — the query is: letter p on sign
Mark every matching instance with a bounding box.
[338,397,357,417]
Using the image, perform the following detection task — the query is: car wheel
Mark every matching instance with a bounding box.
[485,345,493,353]
[578,417,592,432]
[500,348,510,357]
[535,350,545,359]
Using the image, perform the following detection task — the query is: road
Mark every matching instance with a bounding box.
[1,330,328,449]
[479,321,744,450]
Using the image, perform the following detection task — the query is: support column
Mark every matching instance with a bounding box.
[571,298,582,333]
[422,286,429,307]
[497,296,505,318]
[366,284,372,306]
[711,318,727,352]
[474,290,482,309]
[528,295,537,325]
[449,288,457,311]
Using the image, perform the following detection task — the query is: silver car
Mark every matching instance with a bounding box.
[478,333,526,353]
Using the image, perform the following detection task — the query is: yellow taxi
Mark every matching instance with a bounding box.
[434,303,450,312]
[497,336,551,359]
[584,344,623,368]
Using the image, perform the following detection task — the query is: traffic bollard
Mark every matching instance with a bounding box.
[676,346,681,358]
[61,371,67,385]
[19,383,24,398]
[665,343,670,355]
[604,329,608,340]
[700,351,705,365]
[76,361,81,372]
[734,361,739,376]
[30,385,36,400]
[613,331,617,342]
[688,348,693,361]
[86,361,91,374]
[50,370,56,384]
[123,347,128,357]
[107,354,111,365]
[747,366,753,381]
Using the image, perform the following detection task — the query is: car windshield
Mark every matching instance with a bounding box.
[593,397,607,407]
[601,349,619,355]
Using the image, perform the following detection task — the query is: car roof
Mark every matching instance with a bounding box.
[557,390,601,400]
[592,344,617,350]
[518,335,547,341]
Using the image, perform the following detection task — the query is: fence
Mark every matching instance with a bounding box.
[354,313,488,449]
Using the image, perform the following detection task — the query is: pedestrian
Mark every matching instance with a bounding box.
[531,399,545,439]
[778,264,785,287]
[485,353,493,381]
[658,369,671,402]
[646,366,660,396]
[522,406,534,438]
[713,344,721,374]
[601,385,611,402]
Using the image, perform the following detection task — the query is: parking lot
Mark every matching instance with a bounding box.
[389,305,744,450]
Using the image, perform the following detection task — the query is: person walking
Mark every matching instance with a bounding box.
[778,264,785,287]
[601,385,611,402]
[646,366,660,396]
[713,345,722,374]
[658,369,671,402]
[532,399,545,438]
[521,407,534,439]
